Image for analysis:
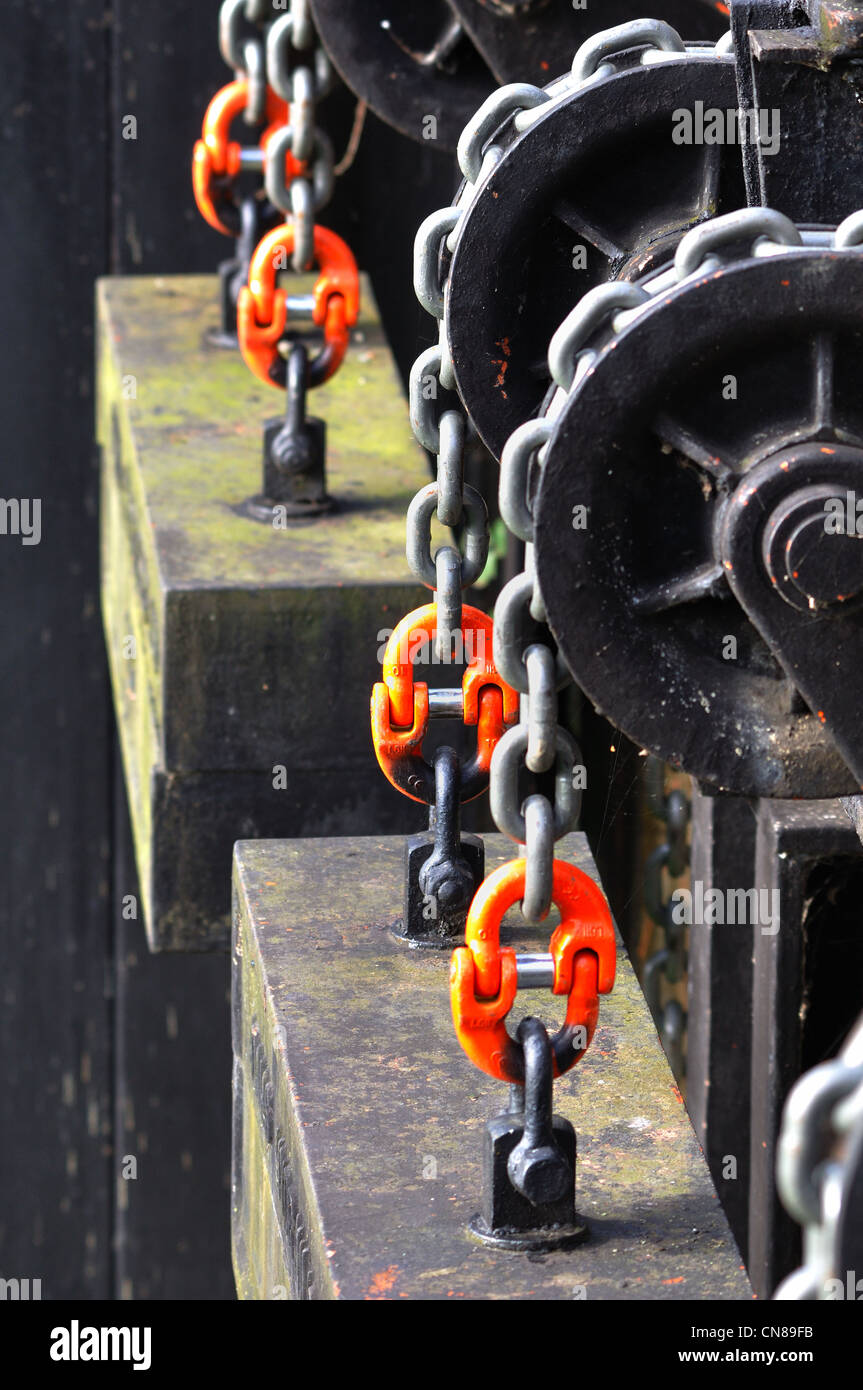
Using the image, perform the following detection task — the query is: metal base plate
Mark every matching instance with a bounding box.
[468,1213,589,1253]
[242,494,335,523]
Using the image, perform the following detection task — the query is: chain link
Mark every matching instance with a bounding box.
[775,1015,863,1299]
[408,212,489,664]
[220,0,269,124]
[489,377,583,921]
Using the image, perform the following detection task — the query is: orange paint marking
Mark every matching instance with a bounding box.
[491,336,512,391]
[365,1265,400,1299]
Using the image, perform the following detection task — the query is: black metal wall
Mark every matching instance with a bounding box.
[0,0,453,1299]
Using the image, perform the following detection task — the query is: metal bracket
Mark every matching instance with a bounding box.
[470,1018,587,1252]
[397,745,485,947]
[731,0,863,221]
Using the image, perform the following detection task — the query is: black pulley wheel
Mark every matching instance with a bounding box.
[534,249,863,798]
[309,1,726,150]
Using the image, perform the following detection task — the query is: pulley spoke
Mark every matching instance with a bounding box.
[550,199,624,263]
[632,561,729,616]
[693,145,722,225]
[653,412,738,487]
[811,332,836,437]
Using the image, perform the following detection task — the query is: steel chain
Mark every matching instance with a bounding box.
[219,0,269,125]
[774,1015,863,1299]
[406,25,732,891]
[408,19,730,924]
[217,0,335,272]
[377,20,751,1096]
[263,2,335,270]
[409,236,489,665]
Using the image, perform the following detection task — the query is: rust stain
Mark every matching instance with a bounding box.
[491,336,512,393]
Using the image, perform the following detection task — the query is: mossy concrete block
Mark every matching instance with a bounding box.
[231,833,752,1301]
[98,274,429,950]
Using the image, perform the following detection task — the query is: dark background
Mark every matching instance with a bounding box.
[0,0,453,1299]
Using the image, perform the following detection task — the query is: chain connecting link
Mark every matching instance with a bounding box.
[775,1015,863,1300]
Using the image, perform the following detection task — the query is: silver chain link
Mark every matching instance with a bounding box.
[774,1014,863,1300]
[409,216,489,664]
[263,2,335,271]
[220,0,268,125]
[490,481,581,921]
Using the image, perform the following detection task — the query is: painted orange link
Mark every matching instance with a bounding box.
[450,858,616,1083]
[236,223,360,387]
[192,79,295,236]
[371,603,518,805]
